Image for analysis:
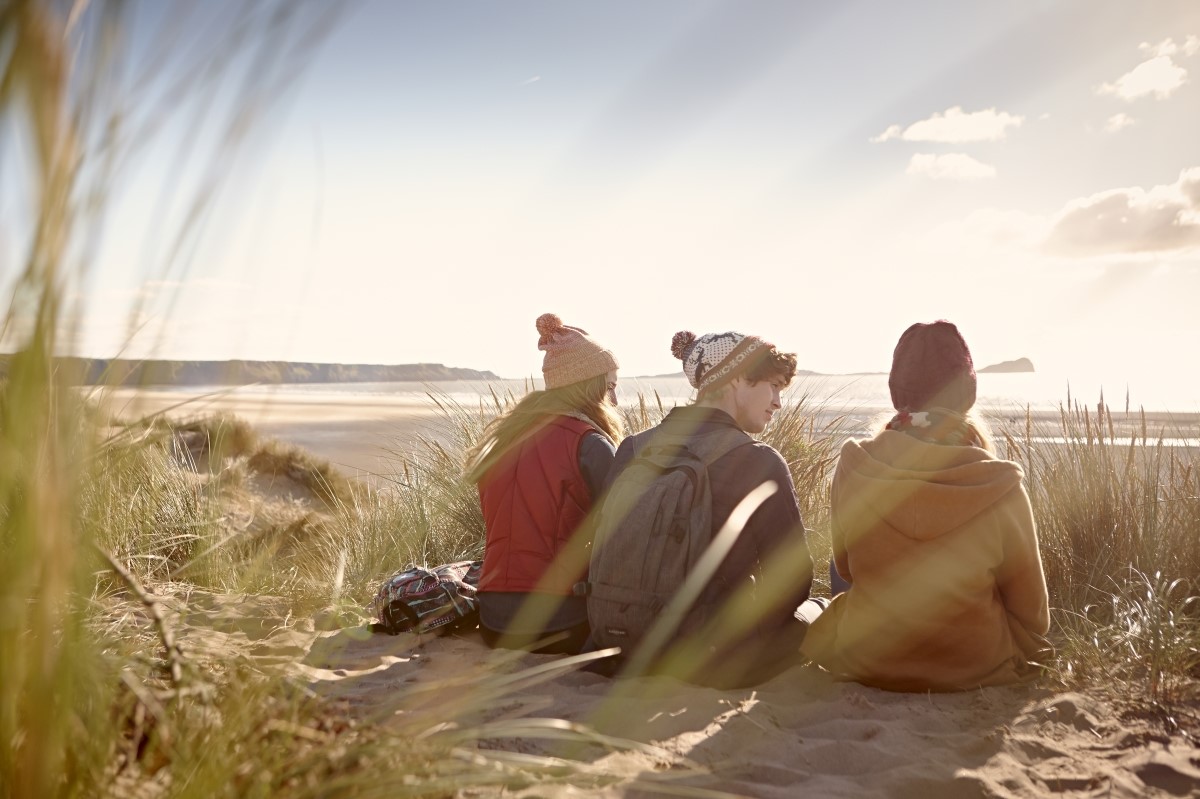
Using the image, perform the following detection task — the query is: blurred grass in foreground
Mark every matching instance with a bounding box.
[2,3,646,797]
[3,2,1198,796]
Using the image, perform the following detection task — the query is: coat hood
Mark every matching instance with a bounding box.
[832,430,1025,542]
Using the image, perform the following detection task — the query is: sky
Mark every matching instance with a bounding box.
[5,0,1200,393]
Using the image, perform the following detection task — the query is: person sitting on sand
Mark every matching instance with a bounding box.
[801,320,1051,691]
[589,329,818,688]
[464,313,622,655]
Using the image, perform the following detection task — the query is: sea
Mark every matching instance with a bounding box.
[184,370,1198,415]
[152,369,1199,444]
[111,370,1198,477]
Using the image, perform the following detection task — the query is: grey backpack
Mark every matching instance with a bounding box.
[584,428,751,652]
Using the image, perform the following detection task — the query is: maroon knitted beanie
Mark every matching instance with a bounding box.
[888,321,977,413]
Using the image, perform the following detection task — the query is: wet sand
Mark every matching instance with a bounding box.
[99,388,449,481]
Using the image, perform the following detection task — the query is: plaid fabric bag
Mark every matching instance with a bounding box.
[370,560,483,635]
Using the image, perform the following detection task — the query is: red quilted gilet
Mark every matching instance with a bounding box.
[477,416,595,595]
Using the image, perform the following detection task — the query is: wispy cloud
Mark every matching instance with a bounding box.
[521,75,541,85]
[1104,112,1137,133]
[1044,168,1200,256]
[871,106,1024,144]
[1139,36,1200,58]
[1097,38,1194,101]
[906,153,996,180]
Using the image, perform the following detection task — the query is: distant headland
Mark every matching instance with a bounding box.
[0,357,499,386]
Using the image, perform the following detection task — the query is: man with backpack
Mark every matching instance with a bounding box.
[585,329,817,688]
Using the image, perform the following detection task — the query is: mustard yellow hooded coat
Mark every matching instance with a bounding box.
[801,430,1050,691]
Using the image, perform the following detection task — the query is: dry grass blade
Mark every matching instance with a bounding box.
[95,543,187,689]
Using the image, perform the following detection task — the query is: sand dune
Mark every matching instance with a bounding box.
[98,387,449,481]
[164,592,1199,798]
[101,387,1199,797]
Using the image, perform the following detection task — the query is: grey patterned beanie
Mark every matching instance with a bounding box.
[671,330,768,393]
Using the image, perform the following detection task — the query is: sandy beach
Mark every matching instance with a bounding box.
[162,589,1200,798]
[99,387,449,481]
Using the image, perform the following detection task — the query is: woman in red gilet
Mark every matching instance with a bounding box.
[465,313,622,654]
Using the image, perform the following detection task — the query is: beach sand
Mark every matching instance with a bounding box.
[164,590,1200,798]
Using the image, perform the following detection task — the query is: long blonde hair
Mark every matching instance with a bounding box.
[465,373,624,484]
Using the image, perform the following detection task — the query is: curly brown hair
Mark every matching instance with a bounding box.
[742,346,798,387]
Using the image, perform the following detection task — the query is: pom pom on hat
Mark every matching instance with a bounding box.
[536,313,564,343]
[535,312,619,389]
[671,331,696,361]
[676,330,768,393]
[888,320,977,413]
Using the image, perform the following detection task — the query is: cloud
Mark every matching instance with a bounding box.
[521,76,541,85]
[871,106,1024,143]
[1098,54,1188,100]
[1182,168,1200,206]
[1139,36,1200,58]
[906,153,997,180]
[869,124,902,143]
[1044,168,1200,256]
[1104,113,1137,133]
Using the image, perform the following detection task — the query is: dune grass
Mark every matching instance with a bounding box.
[280,384,1199,711]
[115,384,1200,688]
[34,376,1194,798]
[997,400,1200,706]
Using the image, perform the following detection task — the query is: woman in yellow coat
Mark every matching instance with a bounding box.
[802,321,1051,691]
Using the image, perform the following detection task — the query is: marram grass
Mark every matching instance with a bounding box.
[9,366,1200,797]
[998,400,1200,705]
